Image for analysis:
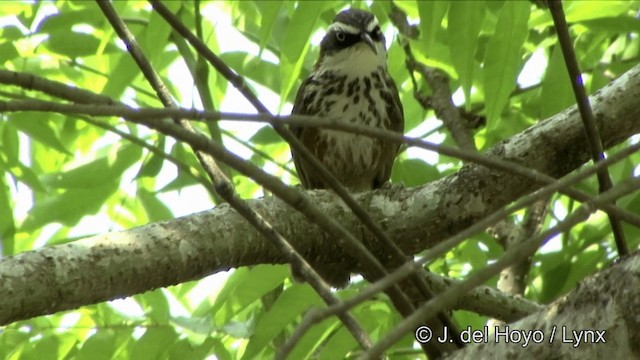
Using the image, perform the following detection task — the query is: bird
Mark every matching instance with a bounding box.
[287,12,461,355]
[290,8,404,192]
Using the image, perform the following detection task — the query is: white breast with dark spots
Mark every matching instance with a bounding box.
[306,66,392,187]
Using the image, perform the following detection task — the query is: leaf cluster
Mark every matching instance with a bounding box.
[0,1,638,358]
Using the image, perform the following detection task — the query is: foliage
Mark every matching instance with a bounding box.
[0,0,639,358]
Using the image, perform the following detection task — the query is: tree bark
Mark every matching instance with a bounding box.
[0,64,639,326]
[444,254,640,359]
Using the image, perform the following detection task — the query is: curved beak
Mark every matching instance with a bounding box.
[360,32,378,55]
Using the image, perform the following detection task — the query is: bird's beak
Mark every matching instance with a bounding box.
[360,32,377,55]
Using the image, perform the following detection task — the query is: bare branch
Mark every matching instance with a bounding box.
[0,97,637,325]
[549,0,628,256]
[364,177,640,357]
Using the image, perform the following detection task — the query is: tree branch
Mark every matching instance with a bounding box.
[549,0,628,256]
[364,177,639,357]
[445,253,640,359]
[1,62,639,325]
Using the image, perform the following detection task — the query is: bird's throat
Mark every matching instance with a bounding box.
[317,43,386,78]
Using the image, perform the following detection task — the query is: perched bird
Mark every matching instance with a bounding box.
[290,8,404,191]
[288,12,459,355]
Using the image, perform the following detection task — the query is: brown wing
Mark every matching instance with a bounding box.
[373,75,404,188]
[290,76,321,189]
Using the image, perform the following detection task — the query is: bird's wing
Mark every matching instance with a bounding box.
[374,76,404,188]
[289,76,318,189]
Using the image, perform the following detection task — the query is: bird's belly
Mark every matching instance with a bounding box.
[316,98,386,186]
[320,130,378,172]
[297,68,399,189]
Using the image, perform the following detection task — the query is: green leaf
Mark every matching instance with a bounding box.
[138,188,173,221]
[483,1,530,127]
[242,284,322,360]
[41,143,142,189]
[44,31,107,58]
[319,305,388,360]
[131,328,178,360]
[399,91,428,132]
[37,8,104,33]
[101,55,139,99]
[540,45,574,119]
[168,337,218,359]
[418,1,449,52]
[137,151,165,179]
[31,333,60,360]
[159,169,199,193]
[135,289,171,324]
[280,2,328,105]
[539,261,571,302]
[579,17,640,34]
[281,52,310,110]
[220,52,281,93]
[0,328,30,359]
[21,182,119,231]
[210,265,289,325]
[249,125,280,145]
[77,330,118,360]
[255,1,284,54]
[221,320,253,338]
[158,142,202,192]
[289,316,339,359]
[1,119,20,166]
[31,331,78,360]
[8,163,46,192]
[8,113,69,154]
[171,316,215,335]
[282,2,325,63]
[0,176,16,254]
[143,8,174,64]
[391,158,440,187]
[1,25,25,41]
[563,1,633,22]
[0,42,19,63]
[529,1,632,28]
[448,1,485,103]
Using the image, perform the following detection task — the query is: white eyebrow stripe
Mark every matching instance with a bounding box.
[328,22,360,34]
[366,19,379,32]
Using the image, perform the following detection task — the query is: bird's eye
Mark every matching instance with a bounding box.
[335,31,346,42]
[370,26,382,40]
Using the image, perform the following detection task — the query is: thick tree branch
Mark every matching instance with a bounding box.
[0,63,639,326]
[365,177,639,357]
[1,99,638,226]
[445,253,640,359]
[147,5,442,343]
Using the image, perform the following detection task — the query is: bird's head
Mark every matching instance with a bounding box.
[316,8,387,75]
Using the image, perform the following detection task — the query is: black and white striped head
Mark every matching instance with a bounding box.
[316,9,387,75]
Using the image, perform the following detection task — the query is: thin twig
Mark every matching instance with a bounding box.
[3,98,638,228]
[492,200,549,297]
[548,0,628,256]
[278,141,640,350]
[147,3,456,352]
[4,94,638,351]
[388,5,479,351]
[219,128,298,177]
[2,51,636,354]
[98,0,375,350]
[391,6,546,323]
[404,44,478,151]
[364,176,640,357]
[390,3,478,152]
[9,92,640,236]
[79,115,210,188]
